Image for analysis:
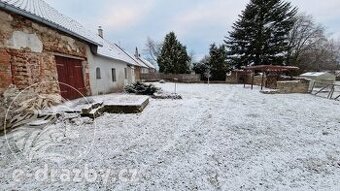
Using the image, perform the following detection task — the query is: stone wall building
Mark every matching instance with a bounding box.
[0,0,158,101]
[0,0,103,100]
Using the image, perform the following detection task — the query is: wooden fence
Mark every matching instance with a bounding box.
[140,73,201,83]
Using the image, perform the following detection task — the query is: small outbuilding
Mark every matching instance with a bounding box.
[300,72,336,86]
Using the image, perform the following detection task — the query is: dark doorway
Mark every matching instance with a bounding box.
[55,56,86,100]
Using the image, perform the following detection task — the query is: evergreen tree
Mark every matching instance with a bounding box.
[225,0,297,67]
[193,56,210,80]
[157,32,191,74]
[208,44,228,81]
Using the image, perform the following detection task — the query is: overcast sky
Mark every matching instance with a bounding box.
[45,0,340,61]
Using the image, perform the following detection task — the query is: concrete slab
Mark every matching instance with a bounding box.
[50,94,150,119]
[81,94,150,117]
[100,95,150,114]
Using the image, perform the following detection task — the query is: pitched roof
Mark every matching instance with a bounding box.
[0,0,102,46]
[137,57,156,69]
[97,40,140,66]
[134,57,149,68]
[113,45,149,68]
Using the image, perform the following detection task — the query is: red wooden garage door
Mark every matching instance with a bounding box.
[56,56,86,100]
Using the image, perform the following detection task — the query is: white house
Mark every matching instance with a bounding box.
[112,46,156,81]
[88,28,139,95]
[134,48,157,73]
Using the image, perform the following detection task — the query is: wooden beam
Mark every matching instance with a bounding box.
[251,72,255,90]
[261,71,265,90]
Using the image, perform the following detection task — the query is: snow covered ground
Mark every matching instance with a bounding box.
[1,83,340,190]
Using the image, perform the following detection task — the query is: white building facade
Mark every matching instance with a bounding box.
[88,32,138,95]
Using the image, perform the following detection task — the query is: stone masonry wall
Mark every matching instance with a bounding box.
[0,9,90,95]
[277,79,310,94]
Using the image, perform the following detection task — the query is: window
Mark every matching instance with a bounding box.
[112,68,116,82]
[96,67,101,79]
[124,68,128,79]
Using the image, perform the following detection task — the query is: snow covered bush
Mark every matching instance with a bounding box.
[124,82,160,95]
[152,91,182,99]
[124,82,182,99]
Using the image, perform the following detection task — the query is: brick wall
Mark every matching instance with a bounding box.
[0,9,90,96]
[0,49,11,92]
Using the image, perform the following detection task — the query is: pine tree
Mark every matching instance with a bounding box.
[225,0,297,67]
[193,56,210,80]
[208,44,228,81]
[157,32,191,74]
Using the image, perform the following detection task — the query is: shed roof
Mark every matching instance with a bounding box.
[0,0,102,46]
[244,65,299,72]
[300,72,333,77]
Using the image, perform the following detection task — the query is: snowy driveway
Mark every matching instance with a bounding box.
[1,83,340,190]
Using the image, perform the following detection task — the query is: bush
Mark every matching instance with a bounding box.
[124,82,160,95]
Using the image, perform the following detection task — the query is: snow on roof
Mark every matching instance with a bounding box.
[0,0,102,46]
[113,45,154,68]
[112,44,147,67]
[138,57,156,69]
[97,40,140,66]
[300,72,332,77]
[134,57,149,68]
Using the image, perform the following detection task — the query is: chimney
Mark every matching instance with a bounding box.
[135,47,139,58]
[98,26,103,38]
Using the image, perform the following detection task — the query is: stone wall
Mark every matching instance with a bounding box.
[277,79,310,94]
[0,9,90,95]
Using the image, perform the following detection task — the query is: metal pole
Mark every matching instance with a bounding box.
[174,78,178,93]
[175,82,177,93]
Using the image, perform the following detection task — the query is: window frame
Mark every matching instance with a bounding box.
[124,68,128,79]
[112,68,116,82]
[96,67,101,79]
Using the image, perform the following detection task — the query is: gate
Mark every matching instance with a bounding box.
[55,56,86,100]
[311,81,340,101]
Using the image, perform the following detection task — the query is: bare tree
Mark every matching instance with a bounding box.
[298,39,340,72]
[144,37,162,63]
[287,14,325,66]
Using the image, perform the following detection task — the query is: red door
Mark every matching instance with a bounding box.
[56,56,86,100]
